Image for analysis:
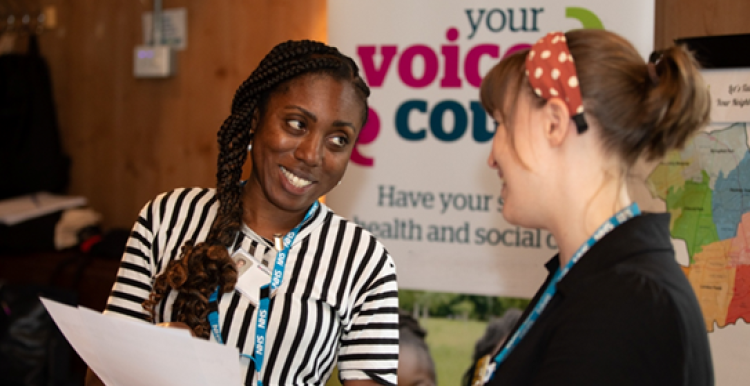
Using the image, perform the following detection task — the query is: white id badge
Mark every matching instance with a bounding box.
[232,249,271,305]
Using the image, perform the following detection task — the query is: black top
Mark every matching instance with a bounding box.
[488,213,713,386]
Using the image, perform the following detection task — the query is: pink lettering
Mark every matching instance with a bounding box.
[351,107,380,167]
[398,45,439,88]
[465,44,500,87]
[440,28,461,88]
[356,35,531,89]
[503,43,532,59]
[357,45,397,87]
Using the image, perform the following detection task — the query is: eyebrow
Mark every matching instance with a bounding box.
[287,105,357,131]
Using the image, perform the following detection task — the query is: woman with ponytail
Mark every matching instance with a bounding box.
[472,30,713,385]
[90,40,398,386]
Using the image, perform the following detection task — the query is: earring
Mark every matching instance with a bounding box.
[337,180,342,186]
[247,143,253,151]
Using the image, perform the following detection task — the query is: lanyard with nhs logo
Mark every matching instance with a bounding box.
[483,202,641,383]
[208,201,318,386]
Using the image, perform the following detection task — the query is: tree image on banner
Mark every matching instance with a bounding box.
[648,122,750,331]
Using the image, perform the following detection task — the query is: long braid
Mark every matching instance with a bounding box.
[143,40,370,339]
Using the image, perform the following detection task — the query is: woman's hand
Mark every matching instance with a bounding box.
[85,368,105,386]
[343,380,383,386]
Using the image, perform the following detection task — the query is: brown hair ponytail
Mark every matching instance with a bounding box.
[564,29,711,167]
[637,45,711,161]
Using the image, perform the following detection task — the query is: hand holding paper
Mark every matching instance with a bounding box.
[40,298,242,386]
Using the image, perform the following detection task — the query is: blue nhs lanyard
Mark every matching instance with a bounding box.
[487,202,640,381]
[208,201,318,386]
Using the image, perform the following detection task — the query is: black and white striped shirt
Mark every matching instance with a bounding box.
[104,188,399,386]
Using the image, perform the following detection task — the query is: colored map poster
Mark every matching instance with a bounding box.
[646,122,750,385]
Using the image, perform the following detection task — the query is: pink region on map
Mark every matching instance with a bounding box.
[729,212,750,266]
[726,213,750,325]
[727,265,750,325]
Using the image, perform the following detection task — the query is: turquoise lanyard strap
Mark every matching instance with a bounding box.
[208,201,319,386]
[487,203,641,381]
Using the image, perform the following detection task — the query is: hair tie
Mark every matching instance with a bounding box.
[648,51,663,85]
[647,62,660,85]
[647,51,663,86]
[525,31,588,134]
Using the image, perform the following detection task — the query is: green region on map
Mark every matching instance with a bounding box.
[647,123,750,331]
[665,171,720,261]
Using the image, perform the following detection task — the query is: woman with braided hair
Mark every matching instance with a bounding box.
[88,40,398,386]
[474,30,713,385]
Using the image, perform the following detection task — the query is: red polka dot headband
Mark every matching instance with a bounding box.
[526,32,588,134]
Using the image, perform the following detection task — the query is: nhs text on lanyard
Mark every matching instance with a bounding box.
[484,203,640,383]
[208,201,318,386]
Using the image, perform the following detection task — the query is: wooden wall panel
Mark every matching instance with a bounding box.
[35,0,327,228]
[22,0,749,229]
[655,0,750,49]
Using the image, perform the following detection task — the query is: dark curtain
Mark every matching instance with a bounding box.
[0,34,70,199]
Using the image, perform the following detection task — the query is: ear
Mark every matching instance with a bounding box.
[252,107,261,132]
[541,98,573,148]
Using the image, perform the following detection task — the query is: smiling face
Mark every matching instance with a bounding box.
[247,73,365,217]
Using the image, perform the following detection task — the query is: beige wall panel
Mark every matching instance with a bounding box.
[655,0,750,49]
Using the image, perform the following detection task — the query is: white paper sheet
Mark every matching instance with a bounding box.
[40,298,242,386]
[0,192,87,225]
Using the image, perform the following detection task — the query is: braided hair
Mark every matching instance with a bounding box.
[142,40,371,339]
